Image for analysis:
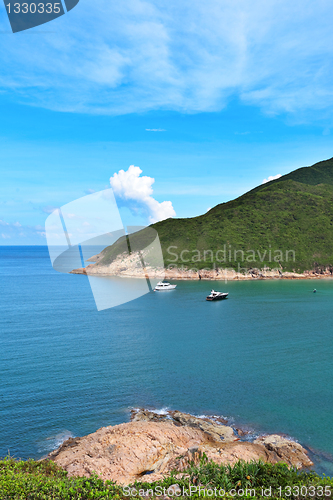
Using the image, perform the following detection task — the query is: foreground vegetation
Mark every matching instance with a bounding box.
[1,456,333,499]
[96,157,333,273]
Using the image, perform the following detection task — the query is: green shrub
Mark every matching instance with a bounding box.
[1,456,333,499]
[0,457,125,499]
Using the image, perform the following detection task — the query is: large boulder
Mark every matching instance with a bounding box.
[131,409,236,443]
[47,413,313,485]
[168,410,236,443]
[254,434,313,469]
[48,420,217,485]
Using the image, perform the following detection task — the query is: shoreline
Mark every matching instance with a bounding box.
[70,250,333,280]
[71,265,333,281]
[70,249,333,281]
[46,407,316,485]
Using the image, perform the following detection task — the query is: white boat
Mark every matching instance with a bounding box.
[154,281,177,291]
[206,290,228,301]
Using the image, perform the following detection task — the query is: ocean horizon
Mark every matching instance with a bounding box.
[1,246,333,474]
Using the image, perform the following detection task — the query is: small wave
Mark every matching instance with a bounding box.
[241,432,260,442]
[152,407,170,415]
[131,406,170,416]
[195,413,232,425]
[38,430,74,454]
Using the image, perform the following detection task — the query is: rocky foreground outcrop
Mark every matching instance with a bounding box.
[47,410,313,485]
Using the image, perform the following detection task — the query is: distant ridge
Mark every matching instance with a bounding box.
[250,157,333,194]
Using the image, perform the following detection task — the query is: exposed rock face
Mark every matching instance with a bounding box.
[48,421,212,485]
[130,409,172,423]
[131,409,236,443]
[48,410,313,485]
[71,267,87,274]
[70,250,333,280]
[169,411,236,443]
[254,435,313,470]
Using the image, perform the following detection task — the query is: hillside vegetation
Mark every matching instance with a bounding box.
[1,456,333,499]
[97,158,333,273]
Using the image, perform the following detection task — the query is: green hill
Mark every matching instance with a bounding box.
[98,157,333,274]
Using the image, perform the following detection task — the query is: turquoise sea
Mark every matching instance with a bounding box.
[1,246,333,473]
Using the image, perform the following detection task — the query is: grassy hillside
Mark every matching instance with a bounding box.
[97,158,333,273]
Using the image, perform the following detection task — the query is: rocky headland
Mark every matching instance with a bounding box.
[46,409,313,485]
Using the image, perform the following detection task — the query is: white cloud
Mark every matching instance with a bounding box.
[1,0,333,119]
[145,129,166,132]
[110,165,176,223]
[262,174,282,184]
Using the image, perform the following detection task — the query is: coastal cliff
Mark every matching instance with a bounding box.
[70,248,333,280]
[47,410,313,485]
[71,158,333,279]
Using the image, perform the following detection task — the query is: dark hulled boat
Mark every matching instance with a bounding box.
[206,290,229,301]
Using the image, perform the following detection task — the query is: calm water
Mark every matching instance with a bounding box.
[1,246,333,473]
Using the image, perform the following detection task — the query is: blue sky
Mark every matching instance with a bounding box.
[1,0,333,243]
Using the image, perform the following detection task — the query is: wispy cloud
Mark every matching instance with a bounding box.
[1,1,333,120]
[0,218,46,243]
[110,165,176,223]
[145,129,166,132]
[262,174,282,184]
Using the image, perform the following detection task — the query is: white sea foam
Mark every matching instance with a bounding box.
[38,430,74,454]
[242,432,260,443]
[195,413,231,424]
[131,407,170,416]
[152,407,170,415]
